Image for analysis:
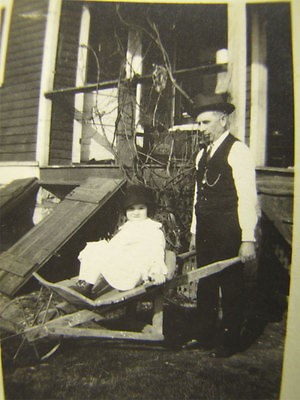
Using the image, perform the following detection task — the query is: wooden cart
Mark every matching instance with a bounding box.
[0,253,240,361]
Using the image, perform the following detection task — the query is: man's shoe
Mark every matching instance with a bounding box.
[209,346,236,358]
[70,280,92,297]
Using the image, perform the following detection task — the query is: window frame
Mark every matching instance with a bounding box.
[0,0,13,87]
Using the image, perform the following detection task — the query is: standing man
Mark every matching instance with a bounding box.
[189,93,258,358]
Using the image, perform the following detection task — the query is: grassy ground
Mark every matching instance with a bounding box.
[1,294,286,400]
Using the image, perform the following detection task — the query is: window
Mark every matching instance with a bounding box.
[137,4,227,161]
[0,0,13,86]
[76,3,226,164]
[86,4,127,84]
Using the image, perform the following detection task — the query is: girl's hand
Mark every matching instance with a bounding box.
[149,273,166,285]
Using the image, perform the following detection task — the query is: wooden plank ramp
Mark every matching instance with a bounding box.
[0,177,39,219]
[0,177,125,297]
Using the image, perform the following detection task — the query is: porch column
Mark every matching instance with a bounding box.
[227,1,247,142]
[116,29,142,167]
[249,9,268,167]
[36,0,62,167]
[72,5,90,163]
[280,0,300,394]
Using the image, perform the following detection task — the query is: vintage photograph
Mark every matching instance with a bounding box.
[0,0,298,399]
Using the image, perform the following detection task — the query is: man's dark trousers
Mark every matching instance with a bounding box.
[195,209,245,350]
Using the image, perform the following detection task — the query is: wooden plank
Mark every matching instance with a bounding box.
[51,1,81,93]
[49,95,74,163]
[152,295,164,335]
[0,143,36,154]
[0,178,125,296]
[167,257,240,289]
[257,175,294,196]
[39,166,123,187]
[0,126,37,136]
[0,177,39,217]
[55,62,78,74]
[12,17,45,31]
[0,104,38,120]
[7,41,45,60]
[8,29,45,46]
[42,326,164,342]
[0,82,40,96]
[6,60,44,78]
[0,153,35,162]
[0,202,94,269]
[6,56,43,76]
[32,275,111,309]
[24,320,164,342]
[0,135,36,145]
[2,187,98,256]
[49,138,73,148]
[0,178,37,207]
[33,273,150,309]
[0,115,38,128]
[12,2,48,17]
[10,19,45,35]
[259,194,293,245]
[12,0,48,14]
[0,153,36,162]
[0,97,38,112]
[7,71,42,86]
[51,129,74,140]
[0,254,37,277]
[32,256,240,311]
[0,206,95,275]
[49,152,72,164]
[66,179,120,204]
[24,309,104,342]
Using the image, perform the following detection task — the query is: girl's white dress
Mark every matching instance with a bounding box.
[78,218,168,291]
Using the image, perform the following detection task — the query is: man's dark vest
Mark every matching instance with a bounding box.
[196,133,238,215]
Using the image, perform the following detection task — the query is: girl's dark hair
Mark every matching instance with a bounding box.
[123,184,156,217]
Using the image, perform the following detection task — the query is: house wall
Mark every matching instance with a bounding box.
[0,1,294,176]
[0,0,48,163]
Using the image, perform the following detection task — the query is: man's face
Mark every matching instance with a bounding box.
[196,111,227,143]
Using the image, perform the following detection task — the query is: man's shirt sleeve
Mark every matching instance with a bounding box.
[190,151,202,235]
[228,141,259,242]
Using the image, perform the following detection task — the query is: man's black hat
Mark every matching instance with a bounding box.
[191,93,235,118]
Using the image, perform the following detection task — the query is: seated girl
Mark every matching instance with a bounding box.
[72,184,168,297]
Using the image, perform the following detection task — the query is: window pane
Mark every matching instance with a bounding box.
[86,4,127,83]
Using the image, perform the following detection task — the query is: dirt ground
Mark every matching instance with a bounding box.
[0,288,286,400]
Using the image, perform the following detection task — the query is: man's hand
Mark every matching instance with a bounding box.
[189,233,196,251]
[238,241,256,263]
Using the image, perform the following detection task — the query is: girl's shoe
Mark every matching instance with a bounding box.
[71,280,92,296]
